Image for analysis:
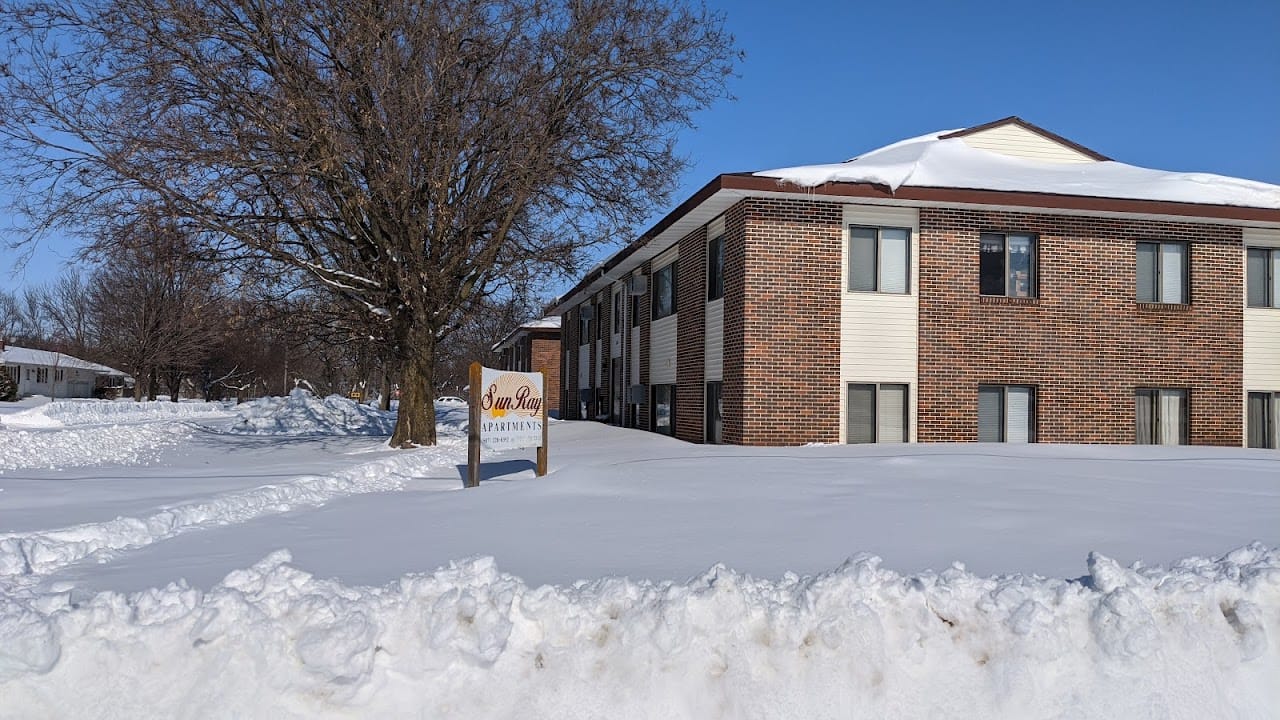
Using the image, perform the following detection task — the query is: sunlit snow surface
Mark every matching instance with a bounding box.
[0,395,1277,718]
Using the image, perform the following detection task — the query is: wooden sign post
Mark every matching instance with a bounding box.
[467,361,481,488]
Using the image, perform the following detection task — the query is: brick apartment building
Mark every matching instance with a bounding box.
[550,117,1280,447]
[492,317,562,417]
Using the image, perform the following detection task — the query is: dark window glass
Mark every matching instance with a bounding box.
[707,235,724,301]
[706,381,723,444]
[980,233,1037,297]
[652,262,677,320]
[1248,392,1276,449]
[630,292,641,327]
[652,384,675,435]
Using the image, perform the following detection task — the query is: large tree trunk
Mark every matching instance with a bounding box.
[390,333,437,447]
[379,366,391,412]
[147,367,158,401]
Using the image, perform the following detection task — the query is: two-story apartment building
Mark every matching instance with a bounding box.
[492,316,562,417]
[551,117,1280,448]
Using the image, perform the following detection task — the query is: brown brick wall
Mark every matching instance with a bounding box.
[918,208,1243,445]
[530,333,561,415]
[675,225,708,442]
[722,201,747,444]
[736,198,843,445]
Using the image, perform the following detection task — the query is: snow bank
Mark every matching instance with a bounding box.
[229,389,396,436]
[2,545,1277,718]
[0,441,465,581]
[0,399,232,429]
[0,423,195,474]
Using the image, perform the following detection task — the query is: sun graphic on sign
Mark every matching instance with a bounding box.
[481,372,544,420]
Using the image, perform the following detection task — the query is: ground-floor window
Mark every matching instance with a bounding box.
[847,383,908,443]
[5,366,18,383]
[1135,388,1188,445]
[35,367,49,384]
[1248,392,1277,449]
[978,385,1036,442]
[652,384,675,436]
[705,381,723,444]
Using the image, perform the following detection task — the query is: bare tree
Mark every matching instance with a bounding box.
[35,272,94,358]
[87,214,225,400]
[0,0,739,446]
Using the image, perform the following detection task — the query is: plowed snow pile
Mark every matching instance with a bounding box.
[2,546,1277,718]
[228,389,396,436]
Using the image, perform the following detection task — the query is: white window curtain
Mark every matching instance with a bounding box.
[1272,251,1280,307]
[1159,390,1185,445]
[1160,243,1185,303]
[879,229,909,294]
[877,384,907,443]
[1135,392,1154,444]
[1005,387,1032,443]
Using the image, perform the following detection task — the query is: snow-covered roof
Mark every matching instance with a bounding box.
[550,118,1280,315]
[753,124,1280,210]
[0,345,129,376]
[491,316,562,352]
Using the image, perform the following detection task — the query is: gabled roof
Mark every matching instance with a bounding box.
[939,115,1111,161]
[0,345,128,376]
[491,316,562,352]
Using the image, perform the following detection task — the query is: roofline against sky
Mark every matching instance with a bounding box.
[550,173,1280,314]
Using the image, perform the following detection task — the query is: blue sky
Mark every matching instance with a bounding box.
[3,0,1277,297]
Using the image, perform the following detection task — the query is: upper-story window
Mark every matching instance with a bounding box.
[1248,247,1280,308]
[980,232,1037,298]
[707,234,724,301]
[613,290,623,334]
[578,306,590,343]
[849,226,909,293]
[652,261,677,320]
[1137,241,1188,304]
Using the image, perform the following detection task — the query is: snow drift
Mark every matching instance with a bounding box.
[229,389,396,436]
[0,399,231,429]
[1,545,1277,719]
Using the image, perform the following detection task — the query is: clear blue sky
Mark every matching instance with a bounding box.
[3,0,1277,297]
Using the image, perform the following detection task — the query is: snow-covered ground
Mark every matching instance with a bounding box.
[0,394,1277,718]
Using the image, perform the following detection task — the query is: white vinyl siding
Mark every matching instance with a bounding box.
[577,345,590,390]
[839,204,918,443]
[704,298,724,381]
[630,327,641,385]
[650,314,678,385]
[958,123,1095,163]
[1244,228,1280,445]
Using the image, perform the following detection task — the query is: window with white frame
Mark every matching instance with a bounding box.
[35,367,49,383]
[1248,392,1278,449]
[578,306,590,343]
[980,232,1037,297]
[847,383,908,443]
[1135,388,1188,445]
[5,366,17,383]
[613,290,623,334]
[849,226,909,293]
[1247,247,1280,308]
[707,234,724,301]
[978,385,1036,442]
[652,262,677,320]
[1137,241,1188,304]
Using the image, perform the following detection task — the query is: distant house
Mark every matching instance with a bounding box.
[492,316,561,417]
[0,341,132,399]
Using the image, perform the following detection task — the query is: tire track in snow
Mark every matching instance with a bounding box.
[0,439,467,581]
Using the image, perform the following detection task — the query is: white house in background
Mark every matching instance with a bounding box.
[0,342,131,399]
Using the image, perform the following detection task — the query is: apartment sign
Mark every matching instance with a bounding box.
[478,367,544,449]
